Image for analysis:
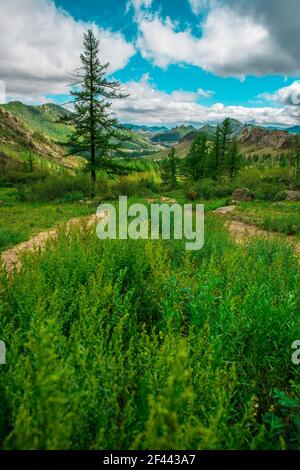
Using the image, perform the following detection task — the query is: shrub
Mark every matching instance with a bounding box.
[186,178,234,200]
[62,191,85,203]
[18,176,92,202]
[254,182,283,201]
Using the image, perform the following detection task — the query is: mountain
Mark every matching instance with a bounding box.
[0,101,162,169]
[180,118,293,152]
[239,127,293,151]
[1,101,72,143]
[1,100,298,168]
[148,119,295,161]
[123,123,169,133]
[151,125,196,144]
[182,118,253,143]
[0,105,79,171]
[286,125,300,134]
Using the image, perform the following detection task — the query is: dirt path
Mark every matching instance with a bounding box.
[214,206,300,257]
[1,212,107,274]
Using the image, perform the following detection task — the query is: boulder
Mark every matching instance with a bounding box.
[285,191,300,202]
[160,197,177,203]
[145,198,157,204]
[232,188,253,202]
[213,206,236,215]
[275,191,300,202]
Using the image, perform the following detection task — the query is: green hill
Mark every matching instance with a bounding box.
[0,101,162,171]
[0,104,81,172]
[1,101,72,143]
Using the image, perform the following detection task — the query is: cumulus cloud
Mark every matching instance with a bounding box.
[188,0,215,15]
[0,0,135,100]
[112,75,300,126]
[0,81,6,104]
[136,2,300,77]
[260,82,300,107]
[126,0,153,12]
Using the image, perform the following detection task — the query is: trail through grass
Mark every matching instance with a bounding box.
[1,215,300,450]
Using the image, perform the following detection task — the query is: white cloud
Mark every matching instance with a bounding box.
[126,0,153,11]
[188,0,215,15]
[260,82,300,106]
[113,76,300,126]
[136,5,298,77]
[0,0,135,99]
[0,81,6,104]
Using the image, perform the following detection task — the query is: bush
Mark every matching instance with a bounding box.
[18,176,92,202]
[0,168,48,186]
[62,191,85,203]
[101,173,160,199]
[254,182,283,201]
[186,178,234,200]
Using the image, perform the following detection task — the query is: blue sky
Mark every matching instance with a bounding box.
[54,0,295,107]
[0,0,300,126]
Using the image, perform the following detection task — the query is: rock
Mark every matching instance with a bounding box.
[285,191,300,202]
[213,206,236,215]
[232,188,253,202]
[160,197,177,203]
[145,198,157,203]
[275,191,300,202]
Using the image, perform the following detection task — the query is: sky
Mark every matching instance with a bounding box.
[0,0,300,127]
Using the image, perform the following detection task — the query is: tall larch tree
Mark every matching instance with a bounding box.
[209,124,220,178]
[63,29,129,191]
[219,118,233,175]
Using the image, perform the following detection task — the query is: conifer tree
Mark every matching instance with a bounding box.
[186,133,208,181]
[25,151,34,173]
[227,138,240,179]
[161,147,179,187]
[63,29,130,189]
[210,124,220,178]
[219,118,233,174]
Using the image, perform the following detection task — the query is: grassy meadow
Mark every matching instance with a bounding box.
[1,211,300,449]
[1,131,300,451]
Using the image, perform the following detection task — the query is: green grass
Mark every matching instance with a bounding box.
[0,214,300,450]
[228,201,300,237]
[0,188,95,252]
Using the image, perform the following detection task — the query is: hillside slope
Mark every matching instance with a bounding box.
[1,101,72,143]
[0,102,161,166]
[0,106,78,171]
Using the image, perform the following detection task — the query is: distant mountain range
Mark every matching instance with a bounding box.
[128,118,299,149]
[0,101,163,170]
[123,123,168,133]
[151,125,195,144]
[285,125,300,134]
[0,101,299,169]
